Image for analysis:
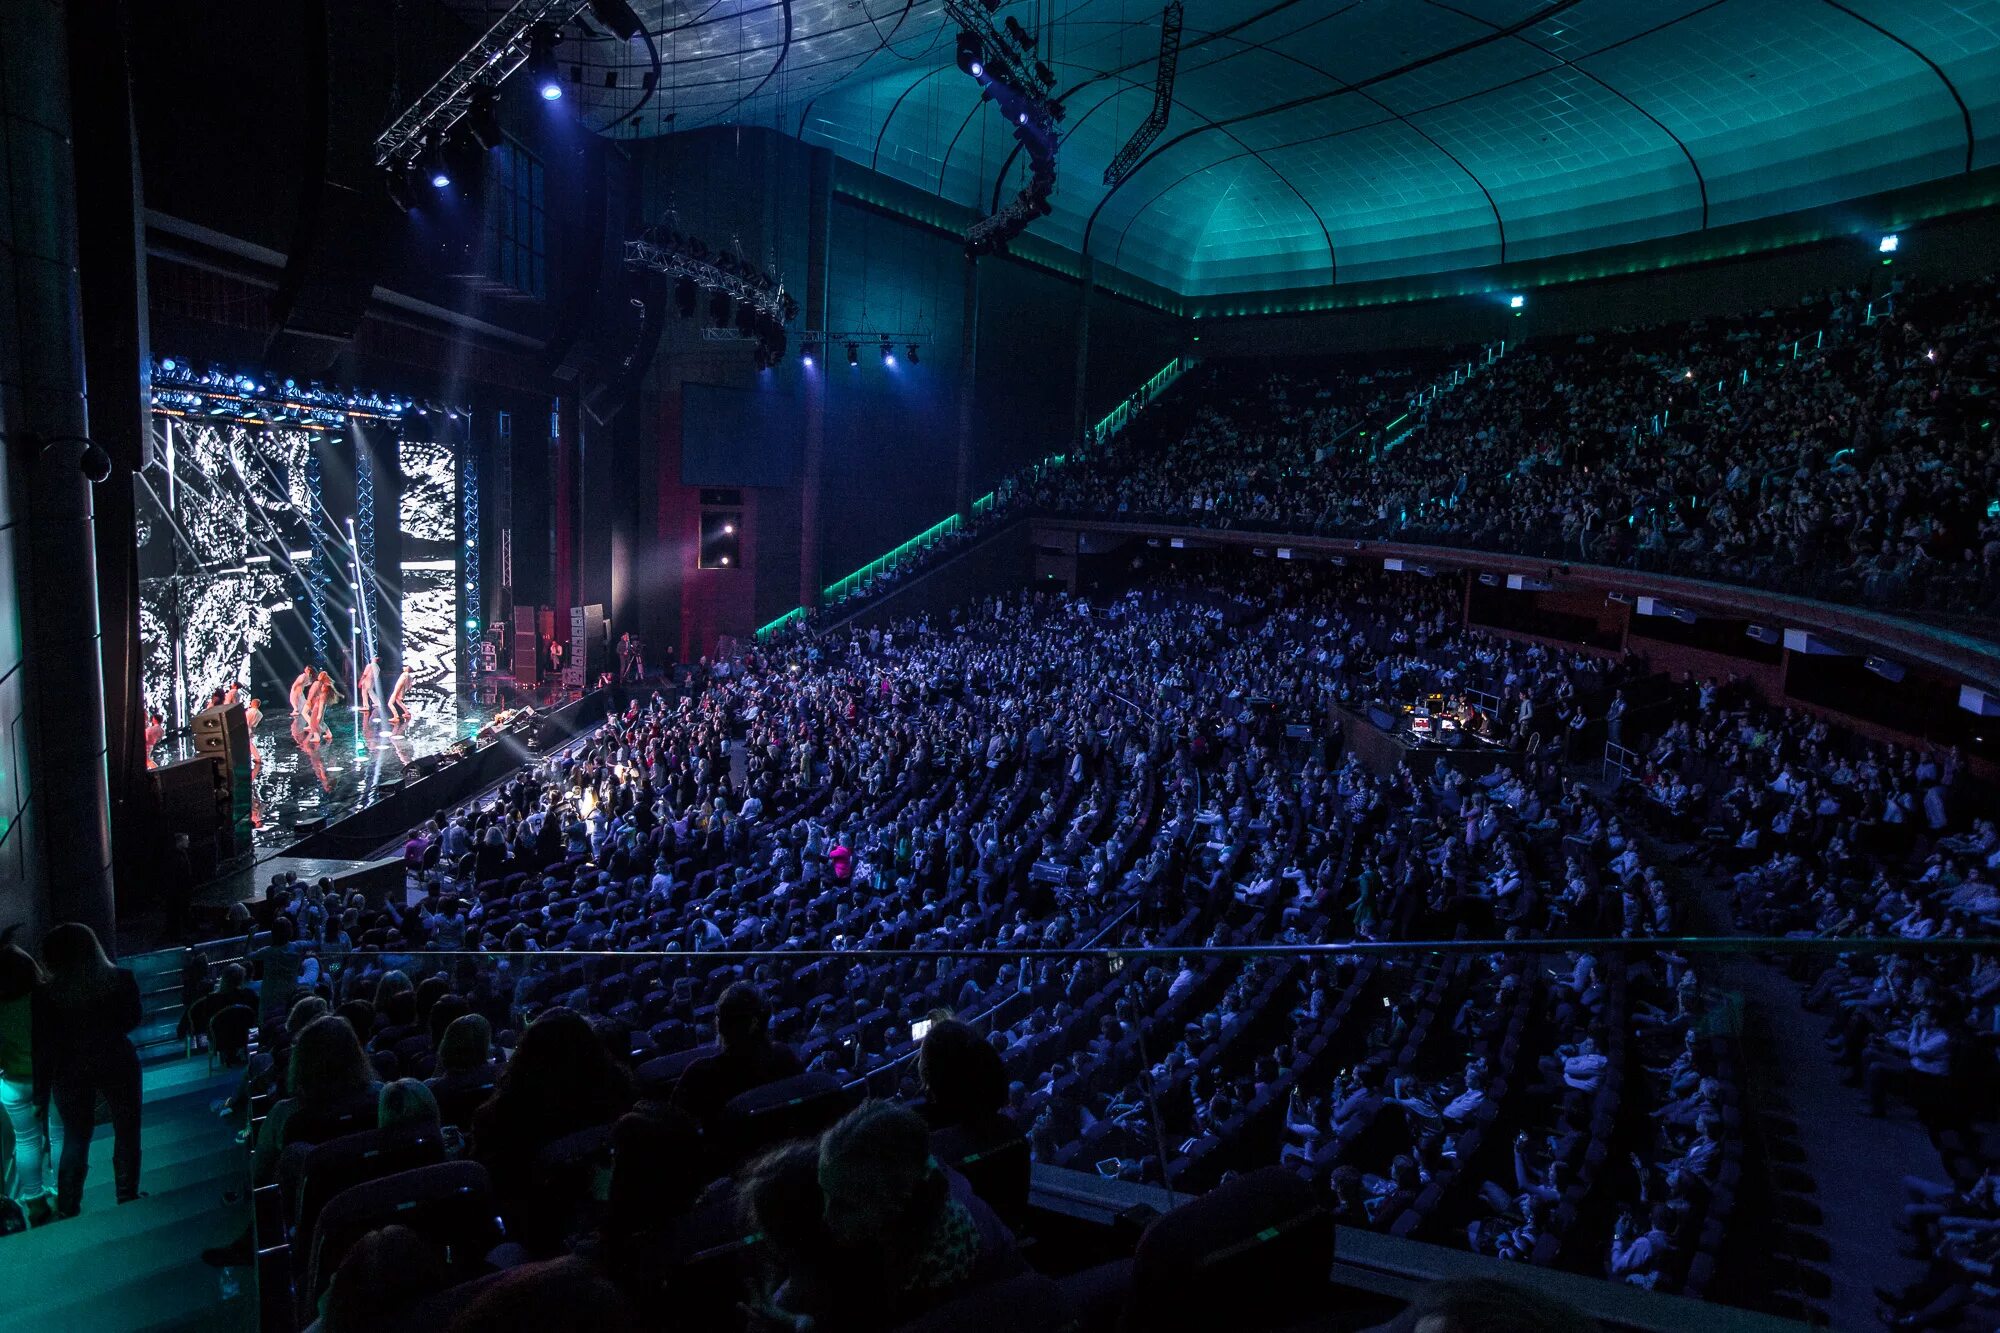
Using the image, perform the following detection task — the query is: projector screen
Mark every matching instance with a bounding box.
[680,381,800,489]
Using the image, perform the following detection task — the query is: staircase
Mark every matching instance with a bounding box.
[2,953,253,1332]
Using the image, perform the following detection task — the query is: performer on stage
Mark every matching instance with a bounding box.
[289,665,313,718]
[358,655,381,727]
[306,669,340,743]
[243,696,264,774]
[143,709,165,769]
[388,663,413,726]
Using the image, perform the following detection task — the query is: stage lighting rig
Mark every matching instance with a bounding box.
[624,224,797,331]
[372,0,645,185]
[1103,3,1181,187]
[800,331,927,369]
[946,0,1064,257]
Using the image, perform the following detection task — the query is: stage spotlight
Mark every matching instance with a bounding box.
[528,25,563,101]
[1004,15,1035,48]
[802,353,814,367]
[463,85,503,149]
[589,0,644,42]
[956,30,984,77]
[419,141,452,188]
[846,342,860,367]
[1508,294,1524,309]
[880,337,894,366]
[907,344,920,364]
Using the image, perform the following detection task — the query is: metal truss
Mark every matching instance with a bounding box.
[1104,2,1182,187]
[372,0,588,169]
[623,238,794,323]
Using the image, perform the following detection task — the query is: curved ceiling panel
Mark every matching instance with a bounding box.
[1582,0,1969,225]
[453,0,2000,298]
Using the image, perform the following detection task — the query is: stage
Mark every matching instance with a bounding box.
[153,676,577,854]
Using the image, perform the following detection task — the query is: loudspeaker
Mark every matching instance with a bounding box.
[513,606,540,679]
[192,702,253,846]
[150,754,230,831]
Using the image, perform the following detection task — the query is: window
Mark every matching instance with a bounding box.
[488,142,546,299]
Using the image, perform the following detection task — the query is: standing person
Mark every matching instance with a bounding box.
[549,637,566,681]
[0,926,52,1224]
[358,655,381,728]
[243,696,264,775]
[35,923,143,1216]
[289,665,314,718]
[308,669,340,743]
[388,663,414,727]
[143,710,165,769]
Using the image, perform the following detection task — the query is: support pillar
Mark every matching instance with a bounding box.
[1071,257,1095,448]
[0,0,117,941]
[956,256,981,519]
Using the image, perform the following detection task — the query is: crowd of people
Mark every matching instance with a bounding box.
[22,549,1943,1330]
[811,270,2000,627]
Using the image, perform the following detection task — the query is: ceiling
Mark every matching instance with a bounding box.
[456,0,2000,299]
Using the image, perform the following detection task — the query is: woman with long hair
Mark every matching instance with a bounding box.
[472,1007,632,1217]
[244,1014,379,1186]
[36,922,143,1216]
[1,925,52,1222]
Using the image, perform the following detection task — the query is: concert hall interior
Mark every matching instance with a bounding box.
[5,2,2000,1331]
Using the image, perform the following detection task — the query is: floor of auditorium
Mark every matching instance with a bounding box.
[2,1054,252,1332]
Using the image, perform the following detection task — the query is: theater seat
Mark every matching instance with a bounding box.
[891,1272,1082,1332]
[932,1115,1032,1227]
[304,1161,505,1318]
[718,1071,853,1163]
[1117,1167,1334,1332]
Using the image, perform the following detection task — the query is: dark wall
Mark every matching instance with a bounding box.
[821,198,966,584]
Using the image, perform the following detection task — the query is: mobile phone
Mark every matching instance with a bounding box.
[910,1018,933,1042]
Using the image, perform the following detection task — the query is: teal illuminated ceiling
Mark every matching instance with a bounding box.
[478,0,2000,299]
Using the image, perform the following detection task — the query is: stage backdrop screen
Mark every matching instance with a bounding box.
[680,382,799,489]
[398,436,460,714]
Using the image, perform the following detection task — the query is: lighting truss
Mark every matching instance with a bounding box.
[946,0,1063,257]
[622,236,796,325]
[372,0,588,170]
[800,331,928,352]
[1103,2,1181,187]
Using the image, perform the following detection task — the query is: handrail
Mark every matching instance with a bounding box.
[228,935,1997,963]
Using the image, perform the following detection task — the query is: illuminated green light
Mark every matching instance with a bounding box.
[755,606,807,641]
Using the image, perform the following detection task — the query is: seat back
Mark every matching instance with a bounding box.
[291,1122,448,1254]
[1120,1167,1333,1332]
[280,1093,382,1152]
[931,1116,1032,1226]
[305,1161,502,1318]
[891,1272,1080,1333]
[719,1071,853,1164]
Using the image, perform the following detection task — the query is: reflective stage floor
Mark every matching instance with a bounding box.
[154,676,577,855]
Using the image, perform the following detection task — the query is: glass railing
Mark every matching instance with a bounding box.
[196,933,1994,1323]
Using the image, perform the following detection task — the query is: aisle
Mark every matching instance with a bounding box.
[1729,955,1942,1333]
[0,1057,252,1333]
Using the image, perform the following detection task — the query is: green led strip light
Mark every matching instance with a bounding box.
[754,356,1192,642]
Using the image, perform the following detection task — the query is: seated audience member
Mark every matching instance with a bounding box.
[310,1223,446,1333]
[669,982,802,1131]
[917,1018,1010,1131]
[473,1007,633,1215]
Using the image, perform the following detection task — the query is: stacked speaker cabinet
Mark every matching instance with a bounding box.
[512,606,540,679]
[191,702,254,853]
